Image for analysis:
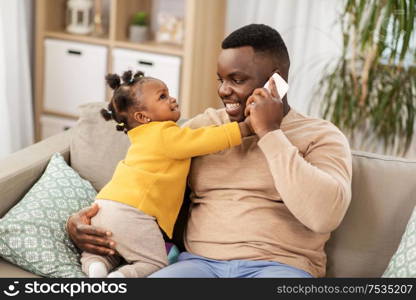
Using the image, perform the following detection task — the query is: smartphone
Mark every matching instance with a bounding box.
[263,73,289,99]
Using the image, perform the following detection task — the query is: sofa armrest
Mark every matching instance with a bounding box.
[0,130,72,217]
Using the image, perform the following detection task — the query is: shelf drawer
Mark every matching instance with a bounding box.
[40,115,78,140]
[112,48,181,100]
[43,39,107,116]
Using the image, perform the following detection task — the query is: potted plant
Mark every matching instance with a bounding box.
[129,11,149,43]
[314,0,415,156]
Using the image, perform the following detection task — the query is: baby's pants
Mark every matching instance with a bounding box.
[81,199,168,277]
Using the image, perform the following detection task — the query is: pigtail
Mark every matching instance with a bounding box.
[100,101,116,122]
[116,122,128,133]
[122,70,133,85]
[100,99,129,134]
[100,108,112,121]
[105,74,121,90]
[121,70,145,86]
[133,71,145,81]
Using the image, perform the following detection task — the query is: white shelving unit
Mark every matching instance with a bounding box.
[35,0,226,140]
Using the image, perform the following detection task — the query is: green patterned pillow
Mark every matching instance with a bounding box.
[383,206,416,277]
[0,153,96,277]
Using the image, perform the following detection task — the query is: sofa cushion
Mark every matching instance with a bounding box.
[383,205,416,277]
[70,102,130,191]
[0,153,96,277]
[326,151,416,277]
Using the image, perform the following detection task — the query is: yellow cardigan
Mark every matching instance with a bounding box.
[96,121,242,238]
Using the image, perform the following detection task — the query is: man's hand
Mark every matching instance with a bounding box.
[238,117,255,137]
[244,77,284,138]
[67,203,116,255]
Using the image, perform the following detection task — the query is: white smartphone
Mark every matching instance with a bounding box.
[263,73,289,99]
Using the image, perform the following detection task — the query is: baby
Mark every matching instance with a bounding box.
[80,70,252,277]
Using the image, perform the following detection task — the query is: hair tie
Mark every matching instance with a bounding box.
[107,109,113,116]
[117,122,125,127]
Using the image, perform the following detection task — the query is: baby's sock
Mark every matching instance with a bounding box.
[88,261,108,278]
[107,271,125,278]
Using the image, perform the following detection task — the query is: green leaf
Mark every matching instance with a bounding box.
[317,0,415,155]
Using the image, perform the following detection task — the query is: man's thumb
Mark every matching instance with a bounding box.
[84,203,99,218]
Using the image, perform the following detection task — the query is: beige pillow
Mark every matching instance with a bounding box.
[70,102,130,191]
[326,151,416,277]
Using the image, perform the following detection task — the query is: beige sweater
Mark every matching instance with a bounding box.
[182,108,352,277]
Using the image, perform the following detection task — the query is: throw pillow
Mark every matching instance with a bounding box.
[0,153,96,277]
[383,206,416,277]
[70,102,130,191]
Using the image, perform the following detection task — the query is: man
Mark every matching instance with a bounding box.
[67,24,352,278]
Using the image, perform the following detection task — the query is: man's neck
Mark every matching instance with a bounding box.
[283,99,291,117]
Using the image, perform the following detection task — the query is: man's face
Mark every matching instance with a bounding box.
[217,46,276,122]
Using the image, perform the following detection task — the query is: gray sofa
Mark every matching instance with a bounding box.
[1,102,415,277]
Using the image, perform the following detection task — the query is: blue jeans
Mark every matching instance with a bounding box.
[149,252,313,278]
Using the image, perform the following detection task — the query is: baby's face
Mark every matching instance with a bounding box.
[138,79,180,122]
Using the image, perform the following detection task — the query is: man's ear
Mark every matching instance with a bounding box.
[133,111,151,124]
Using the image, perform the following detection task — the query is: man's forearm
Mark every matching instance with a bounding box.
[257,129,352,234]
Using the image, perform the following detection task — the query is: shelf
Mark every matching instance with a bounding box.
[44,31,183,57]
[35,0,226,141]
[113,39,183,57]
[44,31,110,46]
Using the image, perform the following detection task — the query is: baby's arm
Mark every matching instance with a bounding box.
[162,121,251,159]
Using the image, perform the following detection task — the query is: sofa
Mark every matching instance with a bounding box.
[1,102,415,278]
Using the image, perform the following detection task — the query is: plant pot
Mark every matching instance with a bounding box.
[129,25,149,43]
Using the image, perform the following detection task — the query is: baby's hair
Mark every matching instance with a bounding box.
[101,70,148,133]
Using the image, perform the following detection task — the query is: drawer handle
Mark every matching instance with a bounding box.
[67,50,82,55]
[138,60,153,66]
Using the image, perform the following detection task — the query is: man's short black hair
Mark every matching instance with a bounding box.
[222,24,290,73]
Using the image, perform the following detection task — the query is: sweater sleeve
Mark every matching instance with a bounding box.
[257,128,352,234]
[162,122,242,159]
